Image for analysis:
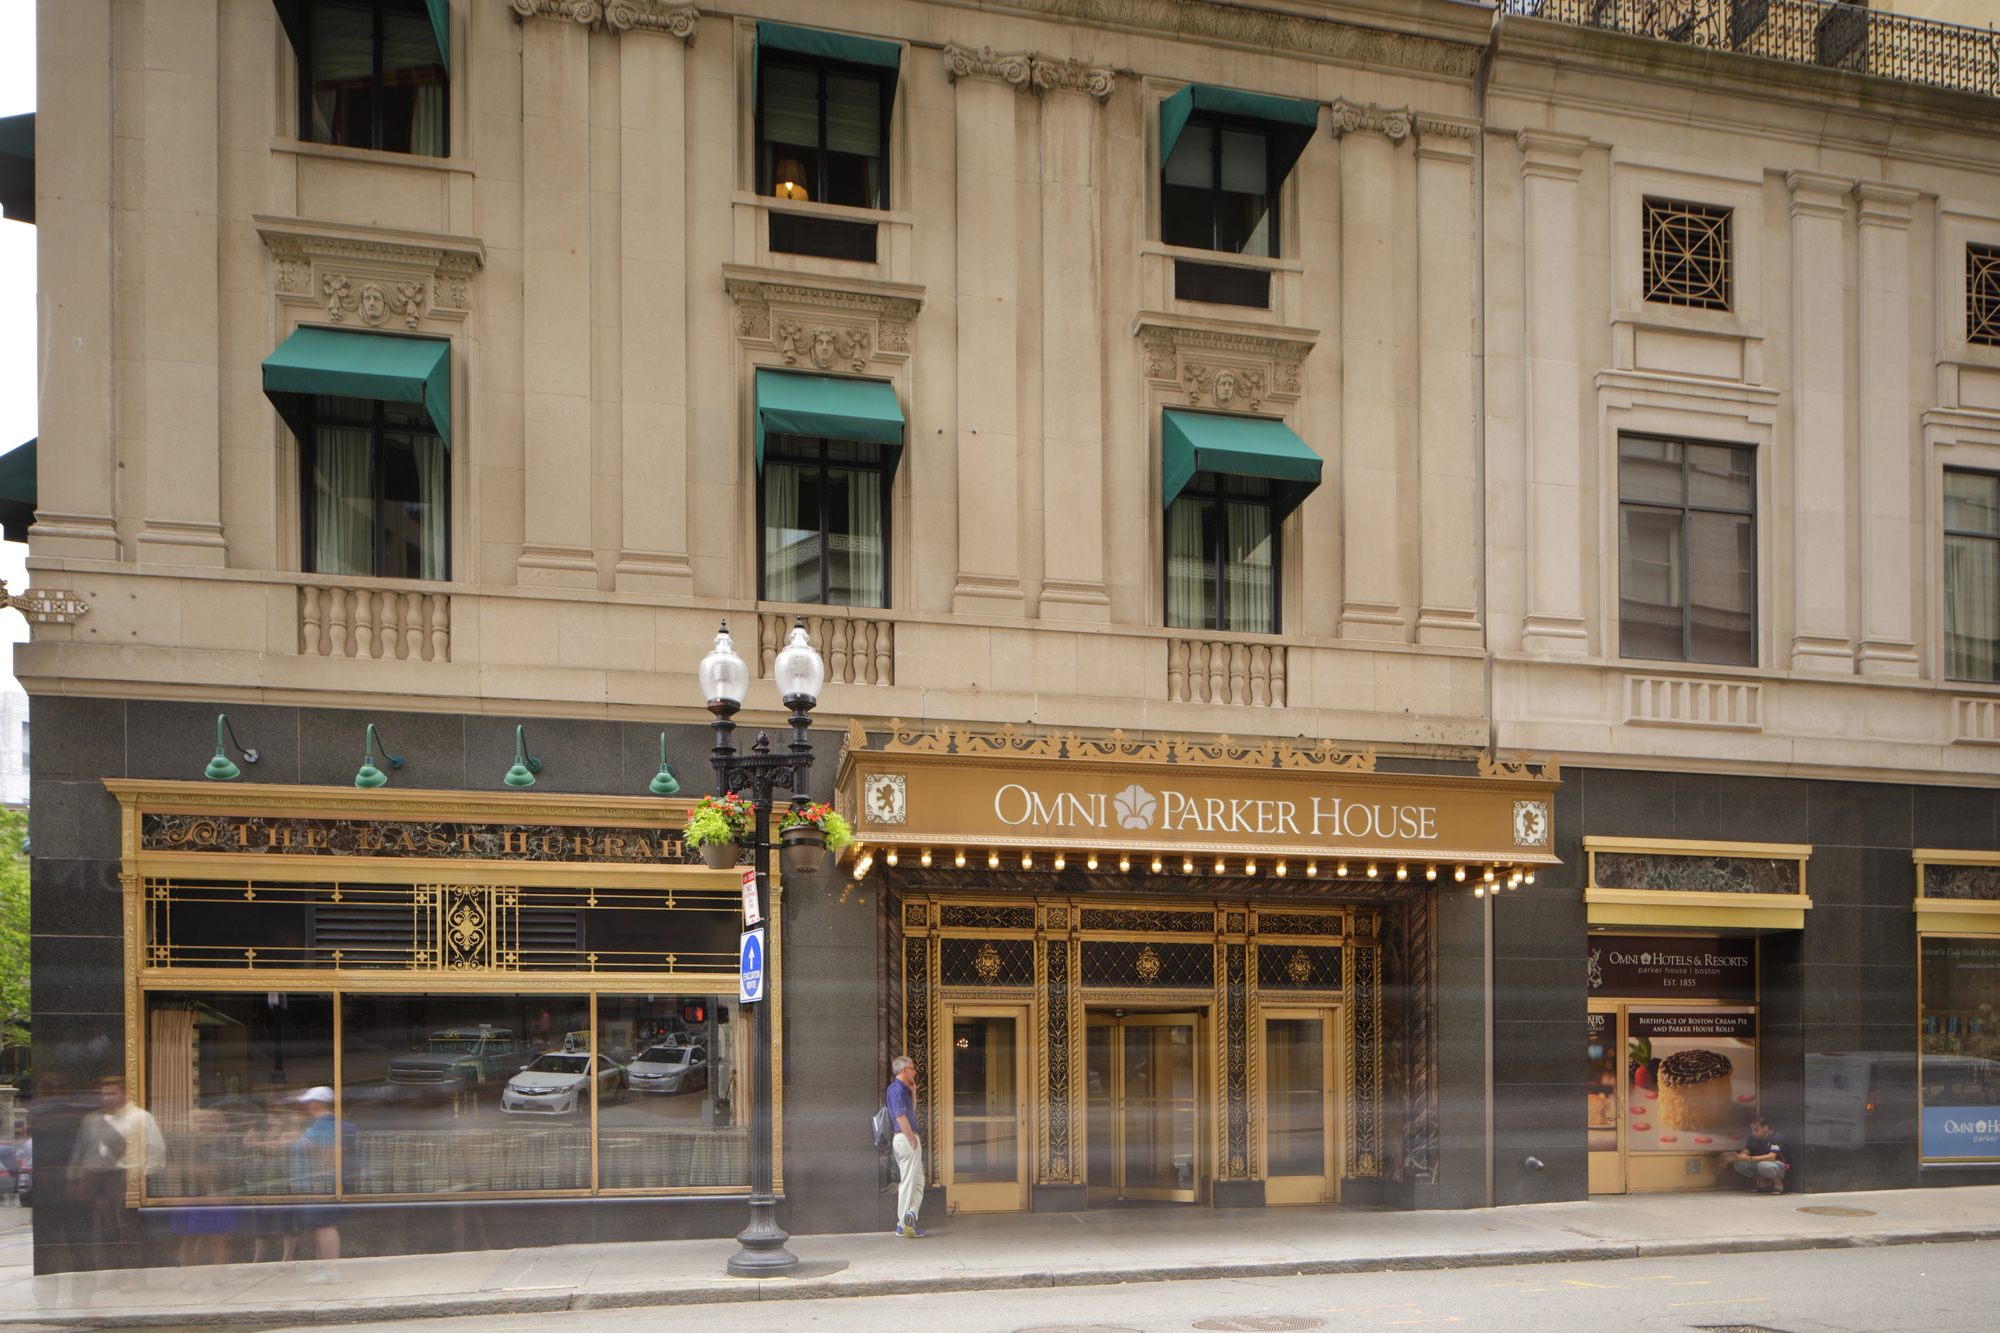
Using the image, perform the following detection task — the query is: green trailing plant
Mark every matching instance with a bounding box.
[780,802,853,853]
[682,793,752,849]
[0,809,27,1068]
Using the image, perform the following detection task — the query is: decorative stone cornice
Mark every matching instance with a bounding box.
[1329,98,1413,143]
[988,0,1482,80]
[509,0,698,41]
[724,264,926,369]
[943,43,1116,100]
[257,216,486,330]
[1134,312,1319,412]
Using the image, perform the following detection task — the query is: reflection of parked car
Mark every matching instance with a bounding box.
[501,1053,624,1114]
[389,1028,517,1097]
[627,1046,707,1095]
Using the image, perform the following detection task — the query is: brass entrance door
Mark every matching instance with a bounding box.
[1085,1011,1203,1203]
[943,1005,1030,1212]
[1261,1007,1340,1204]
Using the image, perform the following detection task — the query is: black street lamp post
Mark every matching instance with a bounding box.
[698,617,825,1278]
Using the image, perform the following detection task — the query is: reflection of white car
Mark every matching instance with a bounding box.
[500,1053,623,1114]
[627,1045,708,1095]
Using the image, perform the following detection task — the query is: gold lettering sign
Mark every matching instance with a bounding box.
[840,752,1559,864]
[139,814,703,865]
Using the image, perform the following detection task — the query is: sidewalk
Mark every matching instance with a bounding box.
[1,1186,1995,1327]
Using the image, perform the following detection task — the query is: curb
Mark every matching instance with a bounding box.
[9,1226,1995,1326]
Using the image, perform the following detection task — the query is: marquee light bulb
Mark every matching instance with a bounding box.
[885,848,898,867]
[1183,858,1195,874]
[1396,863,1408,881]
[1366,862,1378,879]
[1474,885,1485,897]
[1215,857,1227,874]
[1120,855,1131,873]
[920,848,932,868]
[1054,853,1066,870]
[1152,856,1164,873]
[1425,864,1437,881]
[1336,861,1348,878]
[1087,853,1099,871]
[1245,859,1257,875]
[1454,865,1466,882]
[989,851,1000,869]
[1306,860,1318,877]
[1524,871,1536,885]
[1275,860,1287,877]
[1022,852,1033,869]
[955,849,966,868]
[1484,866,1495,883]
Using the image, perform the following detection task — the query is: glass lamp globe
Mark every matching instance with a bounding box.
[771,620,826,706]
[698,622,750,707]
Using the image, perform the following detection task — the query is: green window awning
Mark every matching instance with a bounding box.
[262,327,452,446]
[0,112,32,225]
[756,20,900,72]
[0,438,34,543]
[1159,84,1319,182]
[1162,409,1322,522]
[272,1,448,70]
[755,369,905,476]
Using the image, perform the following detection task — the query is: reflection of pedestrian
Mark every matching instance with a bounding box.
[289,1088,358,1284]
[70,1077,164,1284]
[1721,1115,1791,1194]
[886,1056,926,1239]
[171,1110,236,1288]
[242,1102,305,1266]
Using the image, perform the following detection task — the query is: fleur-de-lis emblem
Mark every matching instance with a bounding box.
[974,942,1002,982]
[1135,944,1162,983]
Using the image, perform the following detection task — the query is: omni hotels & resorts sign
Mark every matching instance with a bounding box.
[836,722,1563,868]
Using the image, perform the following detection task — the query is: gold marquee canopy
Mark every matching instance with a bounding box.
[835,721,1563,878]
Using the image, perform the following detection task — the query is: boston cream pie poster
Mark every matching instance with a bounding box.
[1625,1009,1758,1152]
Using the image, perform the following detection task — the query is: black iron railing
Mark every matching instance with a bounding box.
[1503,0,1999,100]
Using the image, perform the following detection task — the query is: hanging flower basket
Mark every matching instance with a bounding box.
[700,840,741,870]
[684,793,752,870]
[778,802,853,877]
[780,825,826,875]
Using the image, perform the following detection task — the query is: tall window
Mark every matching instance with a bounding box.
[1643,198,1732,312]
[759,435,889,608]
[301,1,448,157]
[1166,473,1278,634]
[300,396,449,580]
[757,57,890,210]
[1945,469,2000,682]
[1617,436,1754,665]
[1162,118,1276,257]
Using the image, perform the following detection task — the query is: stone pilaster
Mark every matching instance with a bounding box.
[1855,180,1922,676]
[1414,118,1482,647]
[1787,171,1854,671]
[1517,130,1590,655]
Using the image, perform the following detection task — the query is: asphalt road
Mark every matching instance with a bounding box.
[245,1242,1993,1333]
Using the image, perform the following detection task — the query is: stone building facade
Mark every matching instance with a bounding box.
[22,0,2000,1271]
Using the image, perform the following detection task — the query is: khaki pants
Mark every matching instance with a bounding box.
[892,1134,924,1228]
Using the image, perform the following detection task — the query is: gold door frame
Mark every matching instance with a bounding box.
[1259,1004,1343,1205]
[898,895,1374,1210]
[940,1003,1033,1212]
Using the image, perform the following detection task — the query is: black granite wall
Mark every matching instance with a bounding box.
[26,695,857,1267]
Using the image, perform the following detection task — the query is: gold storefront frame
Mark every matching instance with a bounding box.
[108,780,782,1205]
[900,893,1368,1208]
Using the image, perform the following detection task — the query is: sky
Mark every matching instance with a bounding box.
[0,0,39,698]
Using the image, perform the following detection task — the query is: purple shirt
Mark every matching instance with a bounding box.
[887,1076,918,1136]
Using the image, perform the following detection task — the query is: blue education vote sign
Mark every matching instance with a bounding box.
[740,928,766,1006]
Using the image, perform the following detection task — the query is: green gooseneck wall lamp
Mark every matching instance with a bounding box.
[354,724,403,788]
[205,714,260,781]
[504,725,543,788]
[649,732,680,796]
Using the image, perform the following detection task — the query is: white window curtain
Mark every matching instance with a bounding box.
[844,468,885,609]
[1166,498,1206,629]
[1946,535,2000,682]
[763,463,811,604]
[147,1005,197,1135]
[1225,500,1274,634]
[414,435,448,581]
[314,427,375,576]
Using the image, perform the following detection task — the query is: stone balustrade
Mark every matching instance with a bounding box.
[1167,637,1287,707]
[759,611,895,686]
[300,584,452,662]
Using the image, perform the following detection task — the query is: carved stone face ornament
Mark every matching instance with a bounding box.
[359,283,388,327]
[810,326,838,370]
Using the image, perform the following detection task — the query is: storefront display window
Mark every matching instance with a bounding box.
[1919,936,2000,1161]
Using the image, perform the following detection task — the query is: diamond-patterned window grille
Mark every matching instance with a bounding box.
[940,936,1034,987]
[1969,243,2000,347]
[1257,943,1342,991]
[1643,197,1732,312]
[1080,939,1214,988]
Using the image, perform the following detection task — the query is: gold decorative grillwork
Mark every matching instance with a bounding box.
[1643,197,1732,312]
[1969,243,2000,347]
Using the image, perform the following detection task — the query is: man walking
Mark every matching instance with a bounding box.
[886,1056,926,1238]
